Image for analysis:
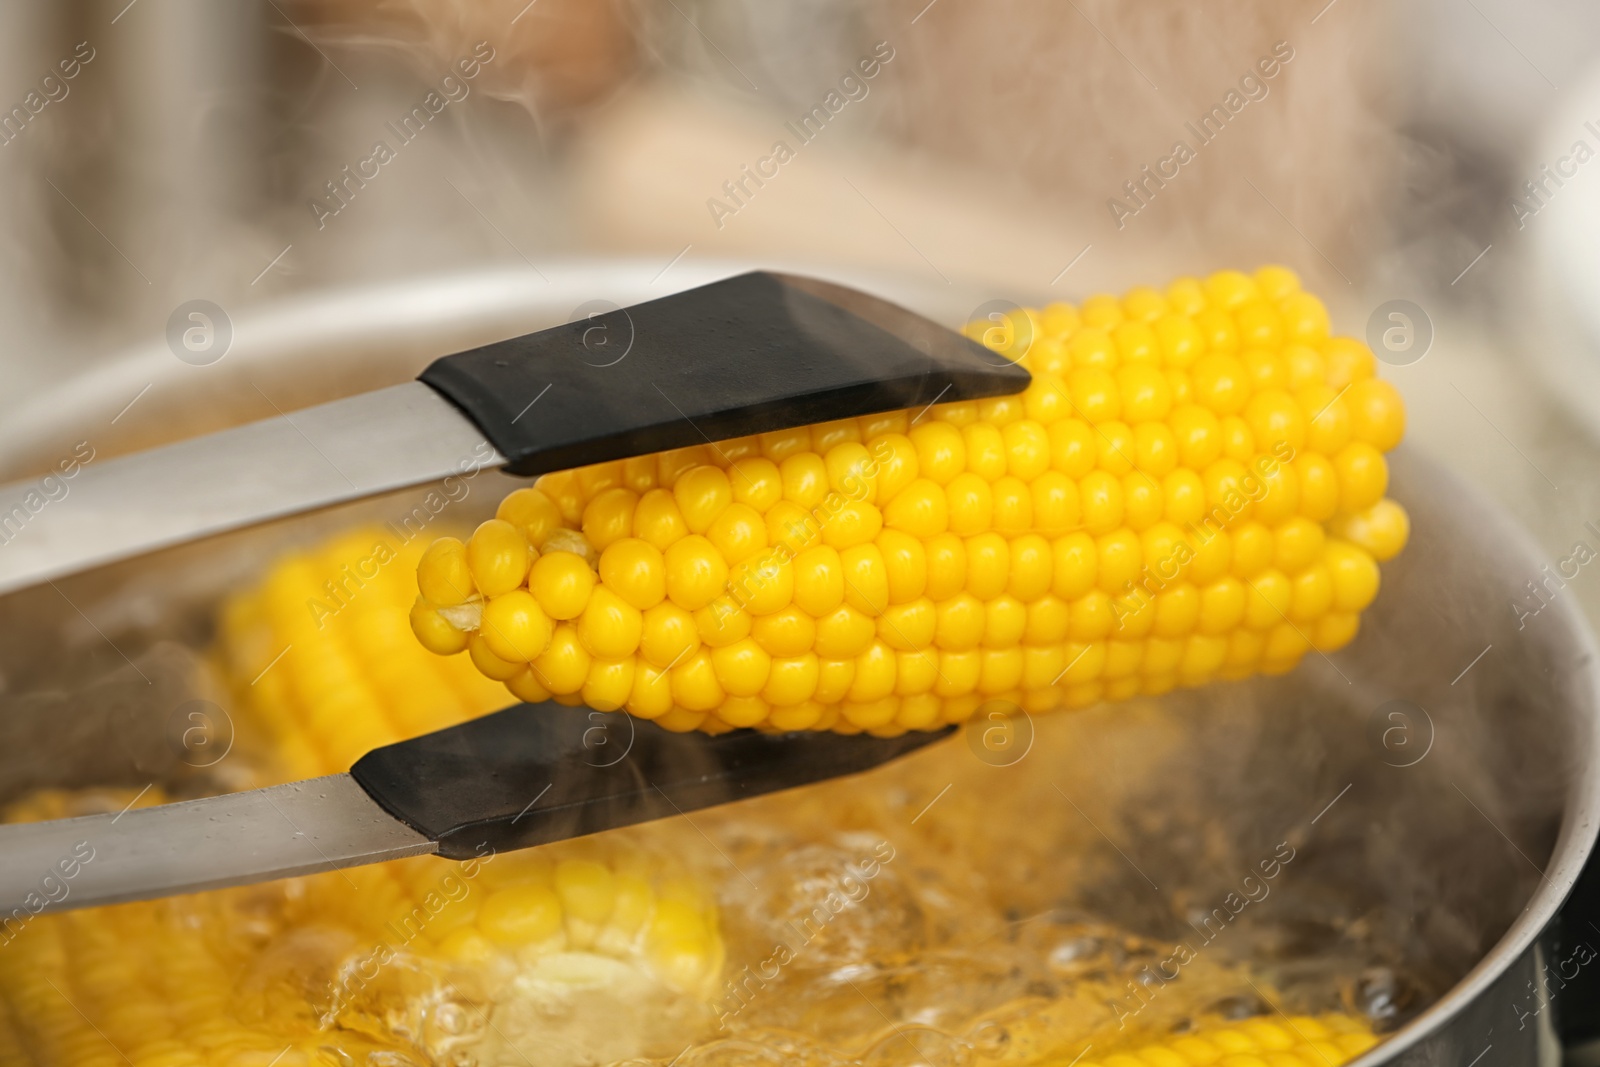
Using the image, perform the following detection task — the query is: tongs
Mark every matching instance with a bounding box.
[0,272,1029,912]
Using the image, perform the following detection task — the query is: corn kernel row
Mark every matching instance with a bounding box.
[410,267,1409,734]
[1062,1011,1377,1066]
[216,528,511,775]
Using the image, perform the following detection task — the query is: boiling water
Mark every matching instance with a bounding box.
[0,695,1413,1067]
[465,702,1416,1067]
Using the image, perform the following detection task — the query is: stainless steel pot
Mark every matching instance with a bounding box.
[0,261,1595,1065]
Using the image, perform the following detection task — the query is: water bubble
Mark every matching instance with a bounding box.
[366,1052,423,1067]
[434,1002,470,1036]
[1047,936,1103,974]
[1207,993,1266,1020]
[970,1021,1010,1054]
[1353,967,1413,1030]
[863,1025,971,1067]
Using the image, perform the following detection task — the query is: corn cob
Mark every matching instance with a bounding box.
[0,787,724,1066]
[410,267,1408,735]
[216,527,512,777]
[1061,1012,1377,1067]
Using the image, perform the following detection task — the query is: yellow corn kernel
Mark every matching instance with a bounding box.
[414,268,1409,732]
[479,883,564,945]
[417,536,475,606]
[599,537,668,610]
[480,589,554,662]
[1331,497,1411,562]
[496,485,564,544]
[465,518,532,596]
[528,548,598,620]
[1073,1012,1375,1067]
[410,599,470,655]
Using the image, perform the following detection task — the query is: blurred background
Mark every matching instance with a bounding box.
[4,0,1600,587]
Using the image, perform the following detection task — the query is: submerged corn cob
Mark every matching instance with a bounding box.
[411,267,1409,735]
[217,527,511,776]
[1062,1012,1377,1067]
[0,788,724,1066]
[0,539,724,1065]
[0,791,1378,1067]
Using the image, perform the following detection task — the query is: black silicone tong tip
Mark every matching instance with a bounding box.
[351,703,954,859]
[419,270,1030,477]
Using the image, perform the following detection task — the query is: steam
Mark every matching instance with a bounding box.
[284,0,638,125]
[865,0,1400,295]
[278,0,1402,297]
